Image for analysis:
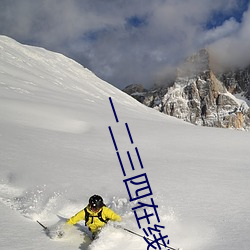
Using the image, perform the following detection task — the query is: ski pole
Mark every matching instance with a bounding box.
[122,227,180,250]
[37,220,49,231]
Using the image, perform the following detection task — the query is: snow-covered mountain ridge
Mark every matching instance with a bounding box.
[123,49,250,130]
[0,36,250,250]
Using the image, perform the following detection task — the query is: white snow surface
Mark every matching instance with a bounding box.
[0,35,250,250]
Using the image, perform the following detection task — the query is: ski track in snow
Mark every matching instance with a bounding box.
[0,179,210,250]
[0,181,144,249]
[0,176,189,250]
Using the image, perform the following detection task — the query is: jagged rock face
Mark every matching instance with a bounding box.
[122,84,147,103]
[123,49,250,130]
[217,66,250,99]
[123,84,146,95]
[162,74,249,128]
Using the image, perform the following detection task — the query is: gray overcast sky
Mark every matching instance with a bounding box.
[0,0,249,89]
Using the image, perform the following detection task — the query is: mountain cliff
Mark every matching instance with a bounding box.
[123,49,250,130]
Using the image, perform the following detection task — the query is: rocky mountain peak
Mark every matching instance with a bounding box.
[177,49,210,78]
[123,49,250,130]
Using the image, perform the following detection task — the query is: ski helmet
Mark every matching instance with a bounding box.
[89,195,104,211]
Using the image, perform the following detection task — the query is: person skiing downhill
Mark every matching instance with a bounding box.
[67,195,121,238]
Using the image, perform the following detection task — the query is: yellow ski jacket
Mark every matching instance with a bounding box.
[67,206,121,233]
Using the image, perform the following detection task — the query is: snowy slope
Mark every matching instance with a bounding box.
[0,36,250,250]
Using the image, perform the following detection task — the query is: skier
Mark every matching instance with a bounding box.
[66,194,121,238]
